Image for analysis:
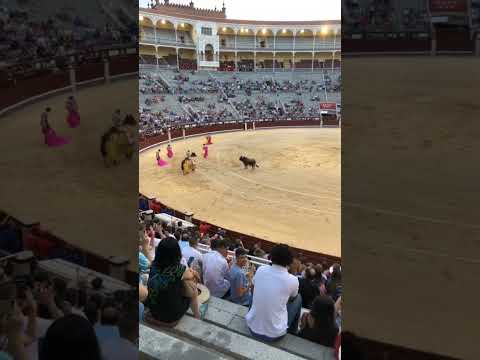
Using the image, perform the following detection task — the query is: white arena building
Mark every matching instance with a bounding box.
[140,0,341,72]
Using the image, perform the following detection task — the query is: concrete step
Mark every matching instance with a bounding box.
[187,296,335,360]
[141,317,307,360]
[140,324,235,360]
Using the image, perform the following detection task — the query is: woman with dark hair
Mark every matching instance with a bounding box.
[298,295,339,347]
[145,237,200,326]
[39,314,101,360]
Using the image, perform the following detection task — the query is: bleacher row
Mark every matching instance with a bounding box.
[0,211,137,360]
[139,67,341,134]
[138,196,341,360]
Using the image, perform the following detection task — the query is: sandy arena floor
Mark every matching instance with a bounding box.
[0,79,138,270]
[343,56,480,360]
[139,128,341,257]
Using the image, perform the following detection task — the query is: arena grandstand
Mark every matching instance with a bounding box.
[343,0,480,55]
[138,1,342,360]
[139,1,341,137]
[0,1,138,359]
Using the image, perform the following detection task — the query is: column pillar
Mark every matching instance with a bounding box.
[431,26,437,56]
[176,48,180,70]
[273,52,276,72]
[254,51,256,72]
[476,33,480,56]
[69,63,76,94]
[104,57,110,84]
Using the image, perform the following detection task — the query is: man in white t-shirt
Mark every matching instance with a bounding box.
[202,239,231,298]
[245,244,302,342]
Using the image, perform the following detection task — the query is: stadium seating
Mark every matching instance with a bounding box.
[139,66,341,133]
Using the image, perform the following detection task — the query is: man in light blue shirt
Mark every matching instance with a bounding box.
[228,247,252,306]
[202,238,231,298]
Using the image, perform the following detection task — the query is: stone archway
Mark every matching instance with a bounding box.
[205,44,214,61]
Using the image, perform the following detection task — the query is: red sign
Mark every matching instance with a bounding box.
[430,0,467,12]
[320,102,337,110]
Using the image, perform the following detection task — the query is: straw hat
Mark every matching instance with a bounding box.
[196,283,210,304]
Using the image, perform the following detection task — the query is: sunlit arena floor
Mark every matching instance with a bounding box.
[140,128,341,257]
[0,79,138,270]
[343,56,480,360]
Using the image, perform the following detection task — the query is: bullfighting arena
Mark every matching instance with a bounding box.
[139,127,341,257]
[0,79,138,269]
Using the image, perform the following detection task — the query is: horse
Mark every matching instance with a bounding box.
[239,156,259,169]
[181,157,196,175]
[101,126,134,167]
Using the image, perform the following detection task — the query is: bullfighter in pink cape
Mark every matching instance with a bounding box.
[41,108,70,147]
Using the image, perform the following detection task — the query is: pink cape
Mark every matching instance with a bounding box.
[67,111,80,128]
[44,128,70,147]
[157,158,168,167]
[167,149,174,158]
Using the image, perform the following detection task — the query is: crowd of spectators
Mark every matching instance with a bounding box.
[0,1,137,85]
[0,4,136,63]
[0,254,137,360]
[342,0,429,34]
[138,210,342,356]
[139,69,341,133]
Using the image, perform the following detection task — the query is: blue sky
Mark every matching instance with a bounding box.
[139,0,340,21]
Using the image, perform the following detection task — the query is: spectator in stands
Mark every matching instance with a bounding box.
[199,222,211,237]
[0,304,28,360]
[84,300,100,325]
[228,247,253,307]
[202,238,231,298]
[100,302,138,360]
[250,242,266,258]
[299,267,320,309]
[298,295,339,347]
[35,276,64,320]
[326,264,342,301]
[145,237,201,325]
[139,228,153,275]
[39,314,102,360]
[246,244,302,342]
[181,233,203,271]
[139,282,148,321]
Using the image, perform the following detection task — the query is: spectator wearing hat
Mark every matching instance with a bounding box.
[246,244,302,342]
[228,248,253,306]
